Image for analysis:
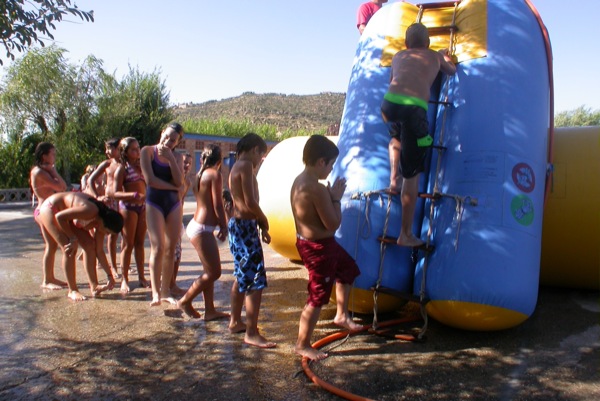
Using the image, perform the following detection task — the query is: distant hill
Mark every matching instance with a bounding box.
[174,92,346,133]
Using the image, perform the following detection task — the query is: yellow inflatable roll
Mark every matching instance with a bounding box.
[257,136,312,261]
[540,126,600,290]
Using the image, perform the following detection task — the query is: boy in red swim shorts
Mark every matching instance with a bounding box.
[290,135,362,361]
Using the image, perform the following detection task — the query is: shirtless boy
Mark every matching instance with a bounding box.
[381,22,456,247]
[88,138,122,280]
[227,133,276,349]
[290,135,362,361]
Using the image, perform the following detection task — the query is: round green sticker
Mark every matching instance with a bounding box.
[511,195,534,226]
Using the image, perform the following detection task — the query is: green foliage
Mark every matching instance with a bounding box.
[93,66,173,147]
[555,106,600,127]
[0,132,41,188]
[0,0,94,65]
[180,118,322,142]
[0,47,173,188]
[175,92,345,134]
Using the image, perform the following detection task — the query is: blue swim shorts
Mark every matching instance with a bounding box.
[227,218,268,292]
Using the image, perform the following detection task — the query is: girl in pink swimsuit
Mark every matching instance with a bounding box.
[113,137,149,293]
[36,192,124,301]
[30,142,68,291]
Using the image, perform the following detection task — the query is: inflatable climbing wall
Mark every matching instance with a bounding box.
[332,0,552,329]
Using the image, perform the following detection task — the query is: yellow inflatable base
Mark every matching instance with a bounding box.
[344,290,528,330]
[427,301,528,331]
[345,287,407,315]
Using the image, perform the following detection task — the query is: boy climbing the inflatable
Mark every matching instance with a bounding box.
[291,135,363,361]
[381,22,456,247]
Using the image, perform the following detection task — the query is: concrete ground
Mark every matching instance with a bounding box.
[0,199,598,401]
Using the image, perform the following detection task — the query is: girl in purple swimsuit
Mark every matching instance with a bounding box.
[140,123,185,307]
[114,137,149,293]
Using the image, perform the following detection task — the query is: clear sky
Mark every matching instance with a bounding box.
[2,0,598,113]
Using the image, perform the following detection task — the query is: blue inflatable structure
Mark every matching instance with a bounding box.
[332,0,552,330]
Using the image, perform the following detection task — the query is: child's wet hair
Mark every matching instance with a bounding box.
[198,144,222,178]
[34,142,55,167]
[119,137,138,164]
[164,122,184,142]
[105,138,120,149]
[405,22,430,49]
[88,197,124,233]
[303,135,339,166]
[236,133,267,156]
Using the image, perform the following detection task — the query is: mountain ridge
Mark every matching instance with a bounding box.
[174,91,346,133]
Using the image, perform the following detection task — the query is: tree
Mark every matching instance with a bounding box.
[555,106,600,127]
[0,47,174,188]
[96,66,174,146]
[0,0,93,65]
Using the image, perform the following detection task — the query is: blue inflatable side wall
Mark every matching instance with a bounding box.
[333,0,550,330]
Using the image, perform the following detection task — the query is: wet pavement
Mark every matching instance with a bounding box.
[0,199,598,401]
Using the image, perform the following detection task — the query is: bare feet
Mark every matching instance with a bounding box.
[244,333,276,349]
[396,233,425,248]
[67,290,86,301]
[91,284,109,297]
[161,297,177,305]
[204,311,230,321]
[150,295,161,307]
[229,322,246,334]
[138,277,151,289]
[170,285,187,297]
[177,300,201,319]
[41,280,67,291]
[110,266,121,280]
[295,345,328,361]
[106,276,116,291]
[120,280,131,294]
[333,316,364,332]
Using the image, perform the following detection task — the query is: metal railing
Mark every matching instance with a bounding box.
[0,188,32,203]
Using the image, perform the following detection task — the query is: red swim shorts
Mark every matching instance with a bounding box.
[295,236,360,308]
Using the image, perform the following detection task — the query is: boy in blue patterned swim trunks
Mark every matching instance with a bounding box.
[227,133,276,349]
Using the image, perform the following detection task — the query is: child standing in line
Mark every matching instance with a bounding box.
[290,135,363,361]
[140,123,185,307]
[227,133,275,349]
[30,142,68,290]
[88,138,122,279]
[170,152,193,297]
[177,145,229,320]
[113,137,149,293]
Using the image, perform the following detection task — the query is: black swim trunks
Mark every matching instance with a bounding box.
[381,93,431,179]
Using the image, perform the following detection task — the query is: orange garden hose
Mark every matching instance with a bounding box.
[301,316,421,400]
